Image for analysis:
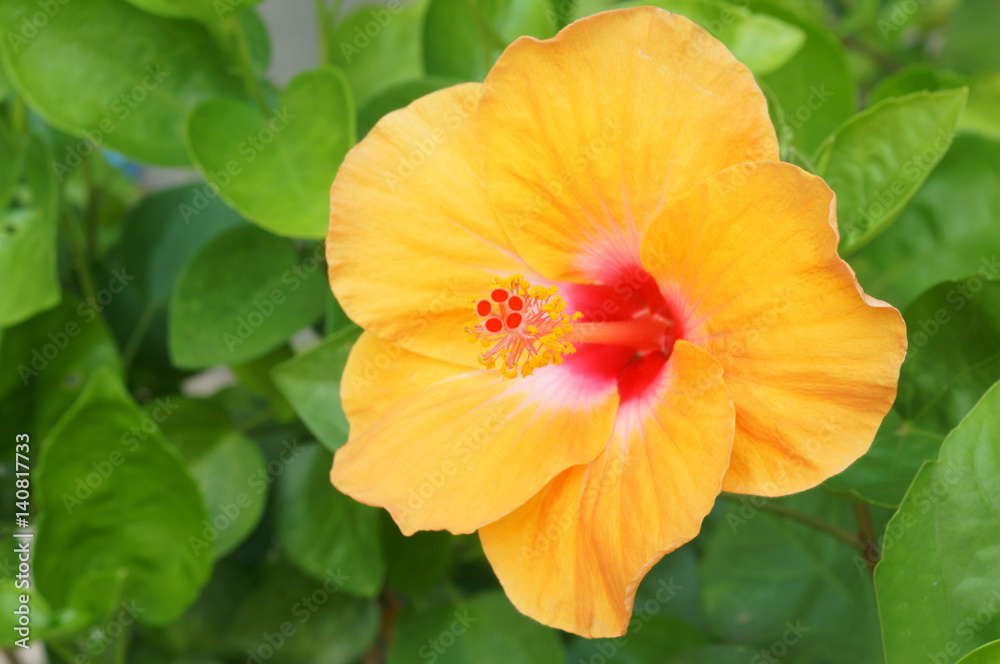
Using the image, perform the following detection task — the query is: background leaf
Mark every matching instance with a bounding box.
[814,88,967,254]
[0,0,243,165]
[876,381,1000,664]
[35,369,211,625]
[185,66,354,238]
[168,225,327,368]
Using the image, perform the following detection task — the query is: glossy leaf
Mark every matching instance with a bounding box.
[701,491,881,663]
[185,67,353,238]
[124,0,262,22]
[0,295,123,442]
[388,591,564,664]
[327,0,431,106]
[876,381,1000,664]
[955,641,1000,664]
[752,1,856,154]
[814,88,967,254]
[227,562,380,664]
[275,443,385,597]
[35,369,211,624]
[0,134,59,326]
[851,134,1000,308]
[168,225,327,369]
[271,327,359,452]
[118,184,246,307]
[424,0,556,81]
[156,397,268,559]
[0,0,243,165]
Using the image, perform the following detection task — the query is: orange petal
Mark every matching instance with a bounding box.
[640,161,907,496]
[327,83,539,368]
[332,333,620,535]
[479,341,734,637]
[476,6,778,283]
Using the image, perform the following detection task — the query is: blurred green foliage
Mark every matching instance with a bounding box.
[0,0,999,662]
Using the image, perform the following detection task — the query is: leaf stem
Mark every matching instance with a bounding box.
[225,15,269,115]
[719,494,867,552]
[853,502,880,576]
[121,303,158,371]
[62,208,98,304]
[315,0,330,65]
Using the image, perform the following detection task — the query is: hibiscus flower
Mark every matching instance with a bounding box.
[326,6,906,637]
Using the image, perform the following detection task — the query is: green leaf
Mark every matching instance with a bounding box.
[828,278,1000,506]
[156,396,268,559]
[876,381,1000,664]
[867,64,967,107]
[570,0,804,77]
[118,184,246,307]
[327,0,431,106]
[751,1,856,154]
[276,443,384,597]
[666,645,759,663]
[231,344,297,421]
[228,562,379,664]
[568,614,708,664]
[961,73,1000,140]
[185,66,353,238]
[943,0,1000,74]
[35,369,211,625]
[271,327,359,452]
[0,295,123,442]
[168,225,327,369]
[0,0,243,165]
[0,120,23,209]
[381,516,453,598]
[357,77,461,138]
[814,88,967,254]
[850,134,1000,308]
[652,0,805,76]
[0,134,60,326]
[424,0,556,81]
[955,641,1000,664]
[388,591,564,664]
[701,491,880,663]
[124,0,262,22]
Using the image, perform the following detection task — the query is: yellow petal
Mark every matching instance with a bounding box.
[476,6,778,283]
[479,341,734,637]
[332,333,620,535]
[640,161,907,496]
[327,83,538,367]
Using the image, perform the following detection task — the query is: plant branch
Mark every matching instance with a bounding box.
[62,208,98,304]
[853,502,881,576]
[225,15,269,115]
[719,494,867,552]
